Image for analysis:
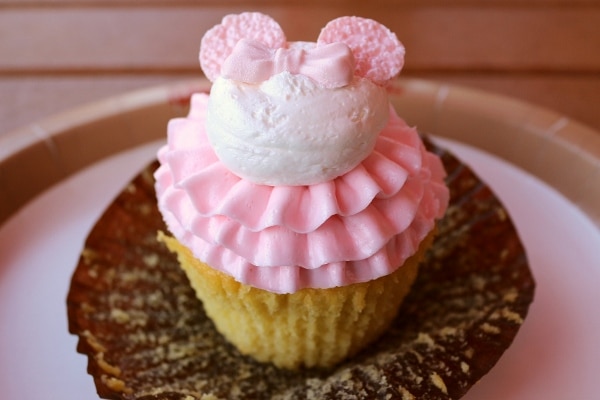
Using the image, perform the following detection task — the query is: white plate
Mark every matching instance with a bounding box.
[1,137,599,399]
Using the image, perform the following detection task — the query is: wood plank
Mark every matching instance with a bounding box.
[0,75,194,135]
[3,74,599,137]
[410,73,600,133]
[1,5,599,71]
[2,0,598,5]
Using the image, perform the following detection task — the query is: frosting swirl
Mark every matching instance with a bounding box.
[155,93,449,293]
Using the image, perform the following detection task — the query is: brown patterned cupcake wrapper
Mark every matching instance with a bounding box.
[67,141,535,400]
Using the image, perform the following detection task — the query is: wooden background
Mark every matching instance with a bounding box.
[1,0,599,137]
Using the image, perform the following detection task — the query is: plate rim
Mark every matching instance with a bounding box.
[1,78,599,228]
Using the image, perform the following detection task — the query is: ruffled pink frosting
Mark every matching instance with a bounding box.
[155,93,448,293]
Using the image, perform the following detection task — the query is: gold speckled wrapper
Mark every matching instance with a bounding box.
[67,142,535,400]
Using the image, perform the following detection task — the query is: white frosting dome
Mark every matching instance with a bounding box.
[206,71,389,186]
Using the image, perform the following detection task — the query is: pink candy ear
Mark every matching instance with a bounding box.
[200,12,287,82]
[317,16,405,86]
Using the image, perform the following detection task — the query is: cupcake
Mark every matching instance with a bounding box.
[153,13,449,370]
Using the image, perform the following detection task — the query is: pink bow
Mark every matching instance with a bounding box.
[221,39,355,88]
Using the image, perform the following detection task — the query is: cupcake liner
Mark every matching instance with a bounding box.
[67,142,535,399]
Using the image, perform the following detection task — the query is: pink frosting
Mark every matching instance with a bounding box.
[221,39,355,89]
[155,93,449,293]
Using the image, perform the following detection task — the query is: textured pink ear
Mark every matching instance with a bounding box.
[317,16,405,86]
[199,12,287,82]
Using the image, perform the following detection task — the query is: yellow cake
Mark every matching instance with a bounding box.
[159,231,433,369]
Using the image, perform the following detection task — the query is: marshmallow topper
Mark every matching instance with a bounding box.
[199,13,405,87]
